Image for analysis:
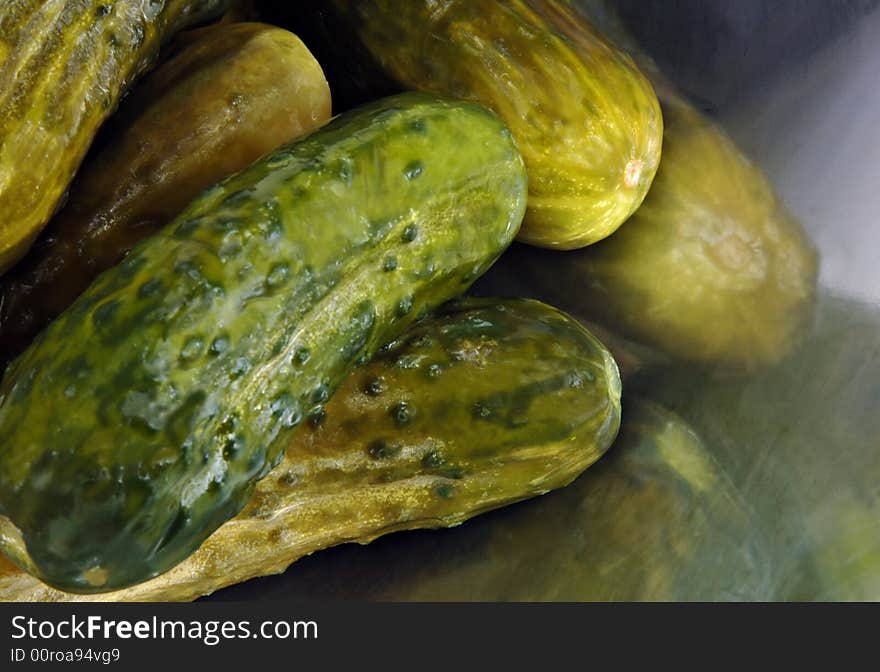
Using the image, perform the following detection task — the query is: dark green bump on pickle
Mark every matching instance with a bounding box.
[313,385,332,406]
[401,225,419,243]
[0,297,621,601]
[363,377,386,397]
[403,161,425,181]
[308,407,327,429]
[436,485,455,500]
[0,93,527,593]
[390,401,413,427]
[367,438,402,461]
[396,295,414,317]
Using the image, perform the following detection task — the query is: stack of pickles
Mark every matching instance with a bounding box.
[0,0,838,601]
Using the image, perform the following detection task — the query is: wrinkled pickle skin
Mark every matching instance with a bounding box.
[0,0,232,275]
[0,21,332,365]
[0,298,621,601]
[320,0,663,249]
[0,93,527,594]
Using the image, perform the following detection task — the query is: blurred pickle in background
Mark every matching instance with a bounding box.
[629,294,880,600]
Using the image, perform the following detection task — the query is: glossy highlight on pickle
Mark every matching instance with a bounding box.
[0,93,527,593]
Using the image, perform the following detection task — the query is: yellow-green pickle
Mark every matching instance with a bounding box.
[0,0,231,275]
[0,298,621,600]
[0,21,332,364]
[316,0,664,249]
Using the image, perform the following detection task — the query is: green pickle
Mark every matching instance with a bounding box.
[0,298,621,601]
[0,93,527,593]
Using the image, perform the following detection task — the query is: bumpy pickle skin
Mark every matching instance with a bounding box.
[0,0,232,275]
[319,0,663,249]
[0,93,527,593]
[0,298,621,601]
[192,399,769,601]
[0,21,332,365]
